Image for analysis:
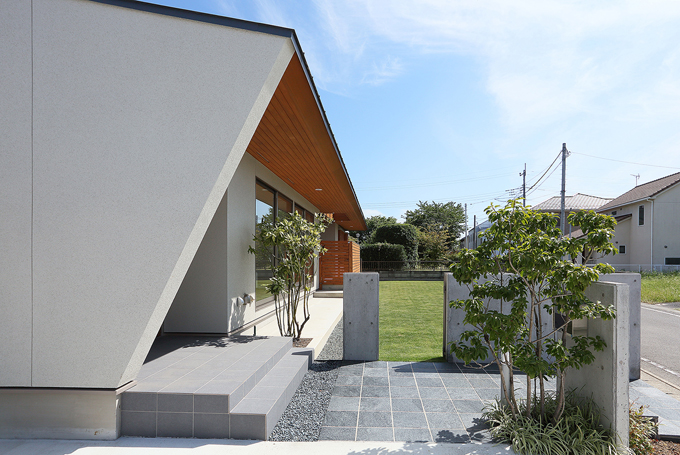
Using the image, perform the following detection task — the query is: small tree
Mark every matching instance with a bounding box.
[349,215,397,244]
[417,226,450,261]
[249,212,331,340]
[404,200,465,250]
[449,199,617,422]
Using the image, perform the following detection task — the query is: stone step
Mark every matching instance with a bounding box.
[229,347,313,440]
[313,290,343,298]
[119,335,299,438]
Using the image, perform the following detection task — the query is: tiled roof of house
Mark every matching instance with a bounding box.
[532,193,613,212]
[597,172,680,212]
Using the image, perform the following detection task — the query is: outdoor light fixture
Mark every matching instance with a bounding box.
[243,293,253,304]
[315,188,322,191]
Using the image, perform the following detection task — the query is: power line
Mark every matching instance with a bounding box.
[571,152,680,170]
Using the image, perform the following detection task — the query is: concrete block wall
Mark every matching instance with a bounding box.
[343,273,379,361]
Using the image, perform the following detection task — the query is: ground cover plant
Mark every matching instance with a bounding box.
[641,272,680,304]
[449,199,621,453]
[379,280,443,361]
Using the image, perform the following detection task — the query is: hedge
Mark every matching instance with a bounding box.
[372,224,419,263]
[360,243,407,270]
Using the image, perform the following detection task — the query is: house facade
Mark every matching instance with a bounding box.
[0,0,364,438]
[596,172,680,269]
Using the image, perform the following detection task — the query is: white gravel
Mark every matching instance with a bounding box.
[269,319,343,441]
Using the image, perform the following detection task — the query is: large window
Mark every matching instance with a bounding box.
[254,180,305,307]
[255,182,276,304]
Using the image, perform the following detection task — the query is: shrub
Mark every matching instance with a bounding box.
[373,224,419,263]
[361,243,407,270]
[629,404,656,455]
[484,391,618,455]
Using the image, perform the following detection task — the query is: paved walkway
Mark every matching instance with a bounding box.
[319,360,516,443]
[630,379,680,435]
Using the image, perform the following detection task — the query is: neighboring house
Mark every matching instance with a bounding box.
[462,219,493,249]
[531,193,613,236]
[594,172,680,270]
[1,0,364,438]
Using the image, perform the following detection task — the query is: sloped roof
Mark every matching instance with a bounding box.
[598,172,680,212]
[532,193,613,212]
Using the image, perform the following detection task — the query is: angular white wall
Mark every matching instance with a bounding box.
[1,0,296,389]
[0,0,33,387]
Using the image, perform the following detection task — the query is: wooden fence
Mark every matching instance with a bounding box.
[320,241,360,287]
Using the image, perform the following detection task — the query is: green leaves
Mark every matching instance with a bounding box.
[448,198,618,423]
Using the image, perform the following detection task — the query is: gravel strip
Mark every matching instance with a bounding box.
[269,318,343,441]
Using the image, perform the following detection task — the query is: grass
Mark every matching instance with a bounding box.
[379,280,444,362]
[641,272,680,303]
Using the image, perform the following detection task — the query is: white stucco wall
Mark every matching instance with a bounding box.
[600,201,651,266]
[607,218,630,265]
[0,0,33,387]
[2,0,296,389]
[163,153,321,334]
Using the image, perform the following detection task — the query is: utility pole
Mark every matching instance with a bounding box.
[464,203,468,249]
[473,215,477,249]
[560,143,568,235]
[520,164,526,206]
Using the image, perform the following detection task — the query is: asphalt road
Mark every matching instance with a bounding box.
[641,302,680,389]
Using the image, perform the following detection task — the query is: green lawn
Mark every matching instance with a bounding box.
[641,272,680,303]
[379,280,444,362]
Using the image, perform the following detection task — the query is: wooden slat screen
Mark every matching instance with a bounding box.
[320,241,361,287]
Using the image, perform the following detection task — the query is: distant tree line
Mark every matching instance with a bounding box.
[349,201,465,267]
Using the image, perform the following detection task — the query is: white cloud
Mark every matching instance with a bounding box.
[362,208,387,218]
[361,56,404,85]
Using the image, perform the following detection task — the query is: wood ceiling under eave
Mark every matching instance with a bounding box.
[246,53,366,232]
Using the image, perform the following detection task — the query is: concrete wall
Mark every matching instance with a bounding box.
[343,273,379,361]
[443,273,553,364]
[565,281,629,448]
[601,273,641,380]
[163,154,320,334]
[1,0,295,390]
[0,0,33,387]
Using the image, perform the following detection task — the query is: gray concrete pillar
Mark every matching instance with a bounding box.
[343,273,379,361]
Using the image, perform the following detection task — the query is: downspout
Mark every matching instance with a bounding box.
[650,198,654,270]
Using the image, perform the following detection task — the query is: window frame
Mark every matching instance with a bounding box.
[618,245,626,254]
[638,205,645,226]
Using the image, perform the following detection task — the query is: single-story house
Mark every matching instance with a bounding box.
[1,0,365,439]
[594,172,680,270]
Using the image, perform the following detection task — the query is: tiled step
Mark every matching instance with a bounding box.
[120,336,300,438]
[229,347,313,440]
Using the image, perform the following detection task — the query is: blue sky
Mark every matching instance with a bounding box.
[150,0,680,228]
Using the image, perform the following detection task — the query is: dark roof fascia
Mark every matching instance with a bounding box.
[597,197,653,213]
[598,173,680,212]
[92,0,365,229]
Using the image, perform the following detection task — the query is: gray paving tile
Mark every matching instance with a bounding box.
[358,411,393,427]
[157,393,193,413]
[413,372,440,378]
[360,397,391,412]
[318,426,356,441]
[365,361,389,369]
[363,376,389,387]
[422,399,455,413]
[426,412,465,429]
[194,413,229,439]
[157,412,193,438]
[362,386,390,397]
[441,376,471,388]
[389,376,416,387]
[475,388,500,400]
[654,408,680,422]
[431,429,470,443]
[356,427,394,441]
[328,396,360,412]
[390,387,420,398]
[324,410,358,427]
[459,412,490,435]
[416,377,444,387]
[434,363,460,373]
[394,428,432,442]
[453,399,485,413]
[333,385,361,397]
[412,363,438,372]
[120,411,156,437]
[392,411,428,429]
[389,370,414,377]
[419,387,449,400]
[467,377,498,388]
[391,398,423,412]
[447,387,480,400]
[335,375,362,386]
[233,398,276,414]
[364,368,388,377]
[121,392,156,412]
